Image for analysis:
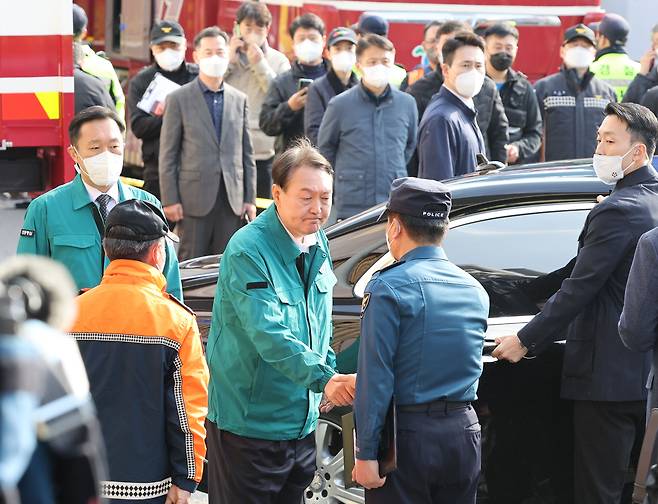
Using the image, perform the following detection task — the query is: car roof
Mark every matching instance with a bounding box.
[326,159,610,238]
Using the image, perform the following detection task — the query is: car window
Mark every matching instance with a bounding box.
[353,203,593,318]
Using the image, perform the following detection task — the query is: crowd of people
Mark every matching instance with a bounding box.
[6,2,658,504]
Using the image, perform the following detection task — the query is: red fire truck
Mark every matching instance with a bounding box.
[0,0,604,190]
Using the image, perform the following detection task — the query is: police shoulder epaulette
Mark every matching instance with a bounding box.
[378,260,406,275]
[517,70,529,81]
[166,293,195,315]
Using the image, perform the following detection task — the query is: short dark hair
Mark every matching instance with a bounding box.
[442,31,485,66]
[272,138,333,190]
[356,33,395,58]
[391,212,449,244]
[483,22,519,41]
[289,13,325,38]
[68,106,125,147]
[605,102,658,158]
[236,1,272,27]
[438,20,472,38]
[194,26,229,48]
[104,232,161,262]
[423,21,443,38]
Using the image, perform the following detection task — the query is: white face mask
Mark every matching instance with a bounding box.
[75,150,123,187]
[563,46,595,69]
[455,68,485,98]
[243,32,266,47]
[154,48,185,72]
[199,55,228,78]
[385,219,398,254]
[592,145,638,185]
[294,39,324,64]
[362,64,390,89]
[331,50,356,74]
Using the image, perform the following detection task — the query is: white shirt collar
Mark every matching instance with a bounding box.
[445,85,475,111]
[82,179,120,206]
[276,212,318,254]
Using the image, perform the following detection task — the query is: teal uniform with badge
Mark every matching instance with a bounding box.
[16,174,182,299]
[355,177,489,504]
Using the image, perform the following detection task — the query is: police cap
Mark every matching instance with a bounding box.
[150,20,186,46]
[378,177,452,222]
[563,24,596,47]
[356,14,389,37]
[105,200,179,243]
[598,13,630,45]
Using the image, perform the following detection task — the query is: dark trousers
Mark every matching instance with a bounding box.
[366,404,481,504]
[177,179,242,261]
[573,400,645,504]
[142,157,160,200]
[256,158,273,199]
[206,421,316,504]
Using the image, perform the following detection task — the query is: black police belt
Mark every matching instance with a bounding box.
[398,399,470,414]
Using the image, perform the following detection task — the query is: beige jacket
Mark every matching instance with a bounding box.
[225,44,290,160]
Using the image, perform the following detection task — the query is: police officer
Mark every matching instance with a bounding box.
[16,106,182,299]
[73,4,126,121]
[484,23,543,164]
[354,177,490,503]
[591,13,641,103]
[534,24,616,161]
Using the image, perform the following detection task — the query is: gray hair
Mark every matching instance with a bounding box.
[104,230,163,262]
[653,24,658,34]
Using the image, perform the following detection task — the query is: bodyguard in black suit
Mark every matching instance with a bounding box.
[494,102,658,504]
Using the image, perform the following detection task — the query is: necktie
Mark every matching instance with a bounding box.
[96,194,112,222]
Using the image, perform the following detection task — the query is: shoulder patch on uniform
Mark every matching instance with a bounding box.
[166,293,195,315]
[20,229,34,238]
[378,260,405,274]
[360,292,371,319]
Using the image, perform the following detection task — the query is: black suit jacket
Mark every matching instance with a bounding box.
[519,165,658,401]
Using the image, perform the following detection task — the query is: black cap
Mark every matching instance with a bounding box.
[105,200,179,243]
[150,20,186,45]
[378,177,452,222]
[328,27,357,47]
[598,13,630,45]
[563,24,596,46]
[357,14,389,37]
[72,4,88,36]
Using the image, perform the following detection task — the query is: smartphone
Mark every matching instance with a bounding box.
[297,78,313,91]
[232,22,242,39]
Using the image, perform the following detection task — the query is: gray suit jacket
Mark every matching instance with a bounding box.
[619,226,658,412]
[159,78,256,218]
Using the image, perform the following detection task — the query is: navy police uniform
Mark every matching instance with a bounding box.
[354,178,490,503]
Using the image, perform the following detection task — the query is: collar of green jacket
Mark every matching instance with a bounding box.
[101,259,167,293]
[260,204,320,264]
[71,174,129,210]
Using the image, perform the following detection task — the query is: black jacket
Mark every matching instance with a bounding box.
[642,85,658,118]
[534,67,616,161]
[74,67,115,114]
[406,69,509,163]
[519,165,658,401]
[304,67,358,146]
[495,68,543,163]
[623,66,658,104]
[127,62,198,179]
[259,60,329,153]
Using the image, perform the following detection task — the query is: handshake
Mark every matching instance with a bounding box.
[321,373,357,413]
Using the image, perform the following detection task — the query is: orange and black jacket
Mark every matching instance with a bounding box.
[70,259,209,502]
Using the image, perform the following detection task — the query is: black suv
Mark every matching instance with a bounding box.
[181,159,618,504]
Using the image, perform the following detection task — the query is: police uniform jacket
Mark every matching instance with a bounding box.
[71,260,209,501]
[206,204,337,440]
[16,175,182,299]
[355,246,489,459]
[519,165,658,402]
[497,68,543,163]
[534,66,616,161]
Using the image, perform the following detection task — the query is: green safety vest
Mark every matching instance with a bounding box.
[80,44,126,121]
[590,52,641,102]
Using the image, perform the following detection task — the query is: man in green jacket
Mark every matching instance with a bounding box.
[17,106,182,300]
[205,140,355,504]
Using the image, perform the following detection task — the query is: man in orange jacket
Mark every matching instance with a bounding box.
[70,199,209,504]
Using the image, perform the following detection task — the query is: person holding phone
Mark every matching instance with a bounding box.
[225,1,290,199]
[260,13,329,155]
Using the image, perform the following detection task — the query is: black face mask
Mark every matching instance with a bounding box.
[490,52,514,71]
